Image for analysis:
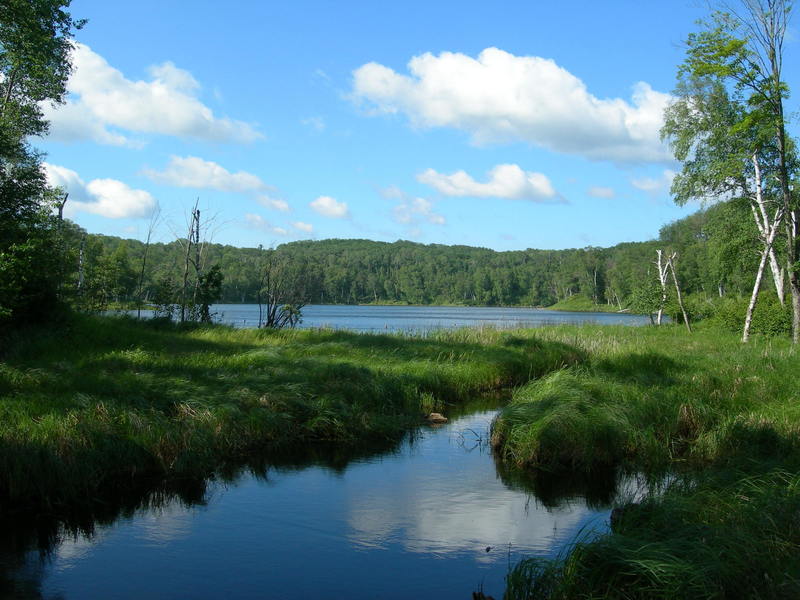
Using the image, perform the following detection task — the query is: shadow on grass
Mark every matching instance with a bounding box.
[594,351,685,387]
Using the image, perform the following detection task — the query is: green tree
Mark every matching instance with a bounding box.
[0,0,83,324]
[662,0,796,340]
[196,263,223,323]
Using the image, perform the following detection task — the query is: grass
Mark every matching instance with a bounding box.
[492,324,800,473]
[546,294,624,313]
[6,314,800,597]
[490,324,800,598]
[505,467,800,599]
[0,313,583,513]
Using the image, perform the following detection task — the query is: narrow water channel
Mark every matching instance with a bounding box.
[4,400,633,599]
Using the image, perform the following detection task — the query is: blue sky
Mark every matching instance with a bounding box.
[38,0,800,251]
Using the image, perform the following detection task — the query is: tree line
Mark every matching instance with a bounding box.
[1,0,797,341]
[63,195,767,314]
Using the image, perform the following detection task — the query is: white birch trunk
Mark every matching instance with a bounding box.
[749,155,785,305]
[768,251,785,305]
[667,253,691,333]
[743,156,784,342]
[655,250,669,326]
[743,247,770,343]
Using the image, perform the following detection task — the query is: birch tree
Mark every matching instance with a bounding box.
[662,8,793,340]
[668,0,798,340]
[667,253,692,332]
[655,250,670,325]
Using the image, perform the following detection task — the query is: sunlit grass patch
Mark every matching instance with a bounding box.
[0,314,583,512]
[491,324,800,598]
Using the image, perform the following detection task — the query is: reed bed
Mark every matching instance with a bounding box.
[0,314,581,512]
[491,324,800,598]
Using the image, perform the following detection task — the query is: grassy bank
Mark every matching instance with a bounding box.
[491,325,800,598]
[545,294,624,313]
[0,314,582,513]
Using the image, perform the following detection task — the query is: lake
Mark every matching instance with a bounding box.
[4,401,644,599]
[4,306,651,598]
[201,304,649,331]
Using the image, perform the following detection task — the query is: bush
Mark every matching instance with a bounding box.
[707,294,791,336]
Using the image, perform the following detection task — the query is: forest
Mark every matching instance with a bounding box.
[56,195,775,322]
[3,1,800,599]
[0,0,795,342]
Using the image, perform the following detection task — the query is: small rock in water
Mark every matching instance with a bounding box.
[427,412,448,423]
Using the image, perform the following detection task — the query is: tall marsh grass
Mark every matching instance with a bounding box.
[491,324,800,598]
[0,314,582,512]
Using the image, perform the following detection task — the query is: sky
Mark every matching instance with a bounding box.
[38,0,800,251]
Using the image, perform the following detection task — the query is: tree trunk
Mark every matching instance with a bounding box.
[786,210,799,344]
[769,24,798,341]
[180,205,198,324]
[668,254,691,333]
[743,247,770,343]
[0,68,17,117]
[655,250,669,325]
[768,249,785,305]
[136,206,160,319]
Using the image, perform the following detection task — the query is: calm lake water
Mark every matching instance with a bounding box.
[4,306,650,598]
[4,403,644,600]
[206,303,649,332]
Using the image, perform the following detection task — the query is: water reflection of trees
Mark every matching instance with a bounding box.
[494,455,671,515]
[0,437,403,598]
[0,412,662,597]
[495,457,622,511]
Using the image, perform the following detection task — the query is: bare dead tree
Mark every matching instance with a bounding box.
[655,250,670,325]
[666,253,692,333]
[55,192,68,222]
[136,203,161,319]
[190,206,202,308]
[179,200,199,323]
[171,200,225,323]
[257,249,308,328]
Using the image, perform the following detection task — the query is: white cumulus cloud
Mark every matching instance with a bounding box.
[310,196,349,218]
[393,196,445,225]
[258,195,290,212]
[43,43,261,146]
[588,186,615,199]
[292,221,314,233]
[143,156,266,193]
[43,162,156,219]
[245,213,289,236]
[631,169,676,194]
[418,164,559,201]
[382,186,445,228]
[352,47,672,163]
[142,156,290,211]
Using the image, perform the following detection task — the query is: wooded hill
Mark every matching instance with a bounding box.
[74,196,764,310]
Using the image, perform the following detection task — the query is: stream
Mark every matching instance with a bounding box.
[2,399,644,599]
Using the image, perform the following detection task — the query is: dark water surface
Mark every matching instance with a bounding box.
[209,304,648,331]
[5,402,640,600]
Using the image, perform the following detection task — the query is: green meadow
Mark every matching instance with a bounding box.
[3,314,800,597]
[0,314,580,513]
[492,324,800,599]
